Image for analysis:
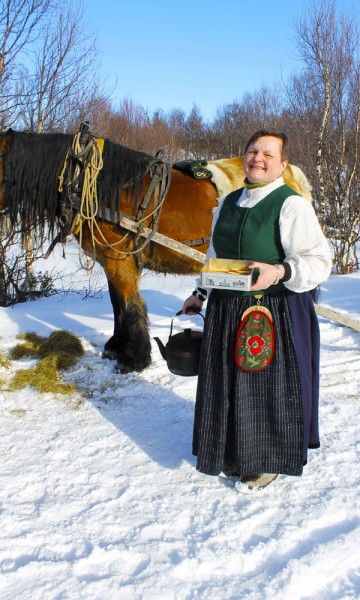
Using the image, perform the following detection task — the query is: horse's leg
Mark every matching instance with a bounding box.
[103,269,151,373]
[76,221,152,373]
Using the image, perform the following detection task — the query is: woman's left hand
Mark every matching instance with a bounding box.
[249,261,284,291]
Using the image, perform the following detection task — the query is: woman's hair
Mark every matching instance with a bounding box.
[244,130,289,161]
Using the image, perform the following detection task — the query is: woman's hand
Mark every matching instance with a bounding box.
[182,295,203,314]
[249,262,285,291]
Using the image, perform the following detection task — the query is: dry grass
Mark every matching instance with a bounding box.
[0,350,11,368]
[11,330,83,365]
[8,330,84,396]
[9,355,78,395]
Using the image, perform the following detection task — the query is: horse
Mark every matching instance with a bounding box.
[0,126,312,373]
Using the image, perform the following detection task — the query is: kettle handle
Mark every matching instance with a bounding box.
[169,309,204,338]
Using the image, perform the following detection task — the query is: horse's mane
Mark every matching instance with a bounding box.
[3,130,72,235]
[98,137,152,214]
[2,129,153,239]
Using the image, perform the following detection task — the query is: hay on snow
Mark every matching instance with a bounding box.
[0,350,11,368]
[9,355,78,395]
[8,329,84,395]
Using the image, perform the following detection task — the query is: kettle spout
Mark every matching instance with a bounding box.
[153,337,167,360]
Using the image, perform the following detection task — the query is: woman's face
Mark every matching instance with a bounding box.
[243,136,288,184]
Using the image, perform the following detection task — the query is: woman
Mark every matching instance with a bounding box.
[182,130,332,490]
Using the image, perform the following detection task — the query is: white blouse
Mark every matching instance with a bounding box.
[197,177,332,294]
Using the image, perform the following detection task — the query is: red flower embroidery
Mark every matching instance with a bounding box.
[247,335,265,356]
[262,358,270,365]
[267,342,273,348]
[266,332,271,338]
[253,313,262,321]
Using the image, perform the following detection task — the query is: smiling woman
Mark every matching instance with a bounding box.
[243,131,288,186]
[182,129,332,490]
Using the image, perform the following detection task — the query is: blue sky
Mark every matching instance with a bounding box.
[85,0,359,121]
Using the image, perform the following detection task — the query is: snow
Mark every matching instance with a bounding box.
[0,245,359,600]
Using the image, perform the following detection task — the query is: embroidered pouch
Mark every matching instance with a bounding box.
[234,303,275,372]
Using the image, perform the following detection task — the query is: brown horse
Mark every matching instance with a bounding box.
[0,127,312,372]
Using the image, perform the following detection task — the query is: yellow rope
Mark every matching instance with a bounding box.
[88,185,169,256]
[77,161,169,262]
[64,133,103,272]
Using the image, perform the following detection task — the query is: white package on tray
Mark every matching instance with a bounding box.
[201,259,254,291]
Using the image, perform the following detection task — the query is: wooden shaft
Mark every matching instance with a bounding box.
[120,216,207,264]
[315,304,360,333]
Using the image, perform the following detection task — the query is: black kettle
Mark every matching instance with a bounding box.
[154,309,204,376]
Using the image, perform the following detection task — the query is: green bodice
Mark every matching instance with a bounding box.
[213,184,299,295]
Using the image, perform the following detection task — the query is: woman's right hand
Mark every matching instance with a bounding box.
[182,295,203,314]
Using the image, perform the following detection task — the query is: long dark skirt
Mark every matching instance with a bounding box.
[193,290,320,476]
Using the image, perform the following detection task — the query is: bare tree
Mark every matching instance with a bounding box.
[108,97,151,150]
[0,0,108,302]
[18,1,103,133]
[289,0,360,272]
[179,104,208,159]
[0,0,52,128]
[211,86,286,160]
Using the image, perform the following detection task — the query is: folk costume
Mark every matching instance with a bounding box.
[192,177,332,477]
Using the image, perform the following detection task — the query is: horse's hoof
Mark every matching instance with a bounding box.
[102,349,118,360]
[114,361,133,374]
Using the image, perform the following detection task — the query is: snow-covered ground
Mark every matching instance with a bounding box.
[0,245,359,600]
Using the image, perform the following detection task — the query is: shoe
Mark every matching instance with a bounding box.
[240,473,278,489]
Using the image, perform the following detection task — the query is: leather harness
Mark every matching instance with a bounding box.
[47,123,209,268]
